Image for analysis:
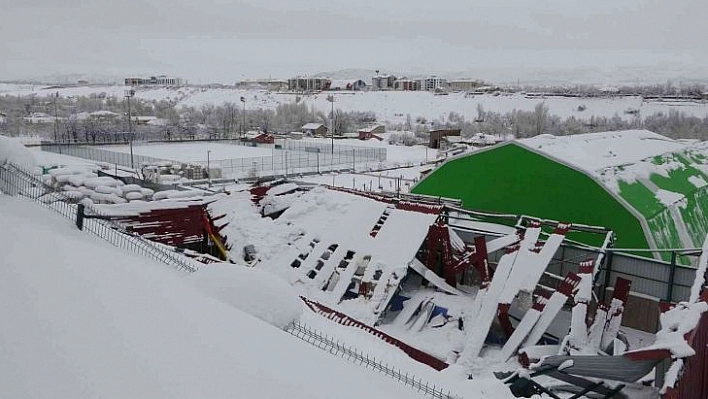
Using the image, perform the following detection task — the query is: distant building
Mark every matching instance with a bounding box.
[468,133,504,147]
[330,79,367,91]
[429,128,461,149]
[0,112,6,124]
[422,76,447,92]
[371,74,396,90]
[357,125,385,140]
[23,112,59,124]
[237,79,288,91]
[77,80,90,85]
[125,75,183,87]
[244,130,275,144]
[301,123,328,137]
[448,79,482,92]
[288,77,331,92]
[393,78,420,91]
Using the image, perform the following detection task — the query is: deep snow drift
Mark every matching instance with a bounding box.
[0,195,434,399]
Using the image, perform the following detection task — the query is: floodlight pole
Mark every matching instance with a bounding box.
[241,96,246,141]
[125,88,135,169]
[207,150,211,187]
[327,94,335,154]
[52,92,59,144]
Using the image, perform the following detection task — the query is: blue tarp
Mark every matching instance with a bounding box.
[389,294,410,312]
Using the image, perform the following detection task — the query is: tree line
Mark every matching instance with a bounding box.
[1,93,707,143]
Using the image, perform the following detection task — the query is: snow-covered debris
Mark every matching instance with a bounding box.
[0,135,36,170]
[267,182,299,196]
[189,264,302,329]
[630,301,708,358]
[83,176,123,189]
[0,195,434,399]
[208,191,301,265]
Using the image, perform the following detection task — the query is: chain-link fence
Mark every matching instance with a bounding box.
[41,140,387,179]
[41,143,173,169]
[0,163,198,272]
[285,321,460,399]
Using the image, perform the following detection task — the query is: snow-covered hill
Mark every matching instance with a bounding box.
[3,84,708,129]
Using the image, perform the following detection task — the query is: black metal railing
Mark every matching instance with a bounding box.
[285,321,460,399]
[0,163,198,272]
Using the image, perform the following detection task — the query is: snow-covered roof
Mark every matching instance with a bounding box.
[90,110,119,117]
[302,123,326,130]
[212,187,439,323]
[519,130,687,173]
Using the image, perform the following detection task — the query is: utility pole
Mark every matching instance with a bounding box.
[327,94,335,154]
[207,150,211,187]
[240,96,246,141]
[124,88,135,170]
[52,91,59,144]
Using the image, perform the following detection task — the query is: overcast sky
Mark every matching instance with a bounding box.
[1,0,706,84]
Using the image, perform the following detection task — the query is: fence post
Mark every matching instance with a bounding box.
[601,250,614,303]
[666,251,678,302]
[76,203,85,230]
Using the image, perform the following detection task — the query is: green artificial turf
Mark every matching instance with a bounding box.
[412,143,649,249]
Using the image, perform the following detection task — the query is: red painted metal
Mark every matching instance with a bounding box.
[497,303,515,337]
[578,259,594,274]
[249,185,270,204]
[112,203,227,262]
[558,273,581,297]
[664,290,708,399]
[611,277,632,303]
[424,221,456,286]
[300,297,449,371]
[395,200,443,215]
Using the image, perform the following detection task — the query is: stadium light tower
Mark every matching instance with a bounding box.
[124,88,135,169]
[240,96,246,140]
[327,94,335,154]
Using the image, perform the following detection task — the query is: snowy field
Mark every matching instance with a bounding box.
[109,142,273,162]
[3,84,708,127]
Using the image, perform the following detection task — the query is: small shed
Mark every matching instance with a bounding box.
[358,125,386,140]
[302,123,328,137]
[429,129,461,149]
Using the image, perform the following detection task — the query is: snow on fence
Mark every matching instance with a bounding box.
[41,141,387,179]
[0,163,198,272]
[300,297,450,371]
[41,143,172,169]
[285,321,459,399]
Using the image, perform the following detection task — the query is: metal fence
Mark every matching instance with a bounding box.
[41,143,172,168]
[0,163,199,273]
[453,226,701,304]
[285,321,459,399]
[41,140,387,179]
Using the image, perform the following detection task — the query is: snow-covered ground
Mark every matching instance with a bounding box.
[0,195,456,399]
[4,84,708,127]
[110,142,273,162]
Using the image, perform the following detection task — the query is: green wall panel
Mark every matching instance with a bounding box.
[412,143,649,250]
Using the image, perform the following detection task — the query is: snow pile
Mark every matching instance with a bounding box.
[261,191,303,216]
[208,191,301,265]
[632,301,707,358]
[655,189,686,208]
[688,175,707,188]
[0,135,36,170]
[0,195,432,399]
[520,130,687,173]
[189,264,302,329]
